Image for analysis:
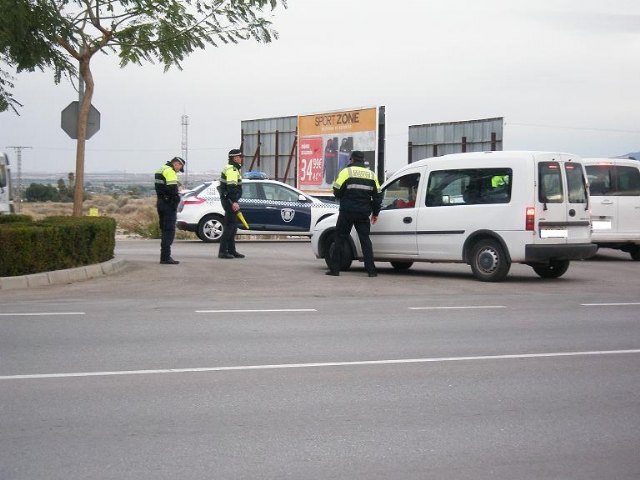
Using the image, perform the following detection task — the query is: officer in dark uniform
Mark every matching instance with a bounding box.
[155,156,185,264]
[217,148,245,259]
[327,150,382,277]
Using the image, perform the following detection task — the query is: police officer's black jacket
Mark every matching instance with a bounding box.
[218,160,243,206]
[332,160,383,216]
[154,162,180,208]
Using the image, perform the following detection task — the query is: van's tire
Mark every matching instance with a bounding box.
[470,239,511,282]
[629,245,640,261]
[197,214,224,243]
[391,261,413,271]
[324,234,353,271]
[532,260,570,278]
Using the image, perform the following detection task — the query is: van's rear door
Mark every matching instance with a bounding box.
[535,154,590,244]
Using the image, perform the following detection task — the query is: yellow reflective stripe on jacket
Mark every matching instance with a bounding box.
[163,165,178,185]
[333,166,380,190]
[221,164,241,185]
[155,164,177,186]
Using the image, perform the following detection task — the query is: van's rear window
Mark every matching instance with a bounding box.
[538,162,563,203]
[565,163,588,204]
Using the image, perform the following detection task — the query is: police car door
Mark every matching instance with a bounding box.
[260,183,312,232]
[238,182,267,231]
[371,172,419,256]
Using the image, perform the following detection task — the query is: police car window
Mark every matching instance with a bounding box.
[262,184,299,202]
[242,183,260,200]
[381,173,420,210]
[538,162,563,203]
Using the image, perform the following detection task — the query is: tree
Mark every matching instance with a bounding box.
[0,0,287,216]
[25,183,59,202]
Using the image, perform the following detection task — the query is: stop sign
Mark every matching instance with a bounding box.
[61,101,101,139]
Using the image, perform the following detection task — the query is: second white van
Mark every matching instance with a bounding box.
[583,157,640,260]
[311,151,597,281]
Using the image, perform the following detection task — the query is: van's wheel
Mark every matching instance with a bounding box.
[470,239,511,282]
[391,261,413,271]
[197,214,224,243]
[630,245,640,261]
[532,260,570,279]
[324,233,353,271]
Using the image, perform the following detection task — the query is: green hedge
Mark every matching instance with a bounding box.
[0,214,33,224]
[0,215,116,277]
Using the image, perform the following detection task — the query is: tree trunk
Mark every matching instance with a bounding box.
[73,56,94,217]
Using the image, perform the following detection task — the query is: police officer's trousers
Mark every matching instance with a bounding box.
[157,200,177,261]
[219,205,238,255]
[329,210,376,274]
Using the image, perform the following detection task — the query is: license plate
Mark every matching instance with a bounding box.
[540,229,568,239]
[592,220,612,230]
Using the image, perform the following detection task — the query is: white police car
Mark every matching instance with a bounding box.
[177,176,339,242]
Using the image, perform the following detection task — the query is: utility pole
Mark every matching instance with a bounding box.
[5,145,32,212]
[181,114,189,187]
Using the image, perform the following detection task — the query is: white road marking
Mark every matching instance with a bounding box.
[0,312,86,316]
[2,349,639,381]
[195,309,317,313]
[581,303,640,307]
[409,306,506,310]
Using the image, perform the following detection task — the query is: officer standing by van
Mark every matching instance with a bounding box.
[327,150,382,277]
[155,156,185,264]
[218,148,245,259]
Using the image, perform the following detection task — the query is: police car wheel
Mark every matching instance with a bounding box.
[197,214,224,243]
[630,245,640,261]
[470,239,511,282]
[532,260,570,279]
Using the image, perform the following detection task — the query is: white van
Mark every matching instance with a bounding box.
[583,157,640,260]
[0,152,13,214]
[311,151,597,281]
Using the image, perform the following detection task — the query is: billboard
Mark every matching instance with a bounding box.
[408,117,503,163]
[297,107,378,196]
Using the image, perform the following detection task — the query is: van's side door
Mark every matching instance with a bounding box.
[370,172,420,257]
[613,162,640,234]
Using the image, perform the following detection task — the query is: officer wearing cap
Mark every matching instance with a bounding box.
[217,148,245,259]
[327,150,382,277]
[154,156,185,264]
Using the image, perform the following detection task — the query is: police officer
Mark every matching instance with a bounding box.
[218,148,245,259]
[327,150,382,277]
[155,156,185,264]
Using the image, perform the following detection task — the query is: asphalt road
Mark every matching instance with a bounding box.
[1,239,639,479]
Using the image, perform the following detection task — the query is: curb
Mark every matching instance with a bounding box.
[0,258,128,291]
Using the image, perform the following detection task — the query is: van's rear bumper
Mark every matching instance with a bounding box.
[525,243,597,262]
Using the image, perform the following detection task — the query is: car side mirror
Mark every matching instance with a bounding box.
[298,194,309,202]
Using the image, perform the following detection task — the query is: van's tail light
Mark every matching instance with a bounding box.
[525,207,535,231]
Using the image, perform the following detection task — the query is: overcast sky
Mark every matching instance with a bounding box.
[1,0,639,178]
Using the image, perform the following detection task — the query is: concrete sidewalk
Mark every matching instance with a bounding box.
[0,258,128,290]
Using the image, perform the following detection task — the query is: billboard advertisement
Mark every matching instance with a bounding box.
[297,107,378,196]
